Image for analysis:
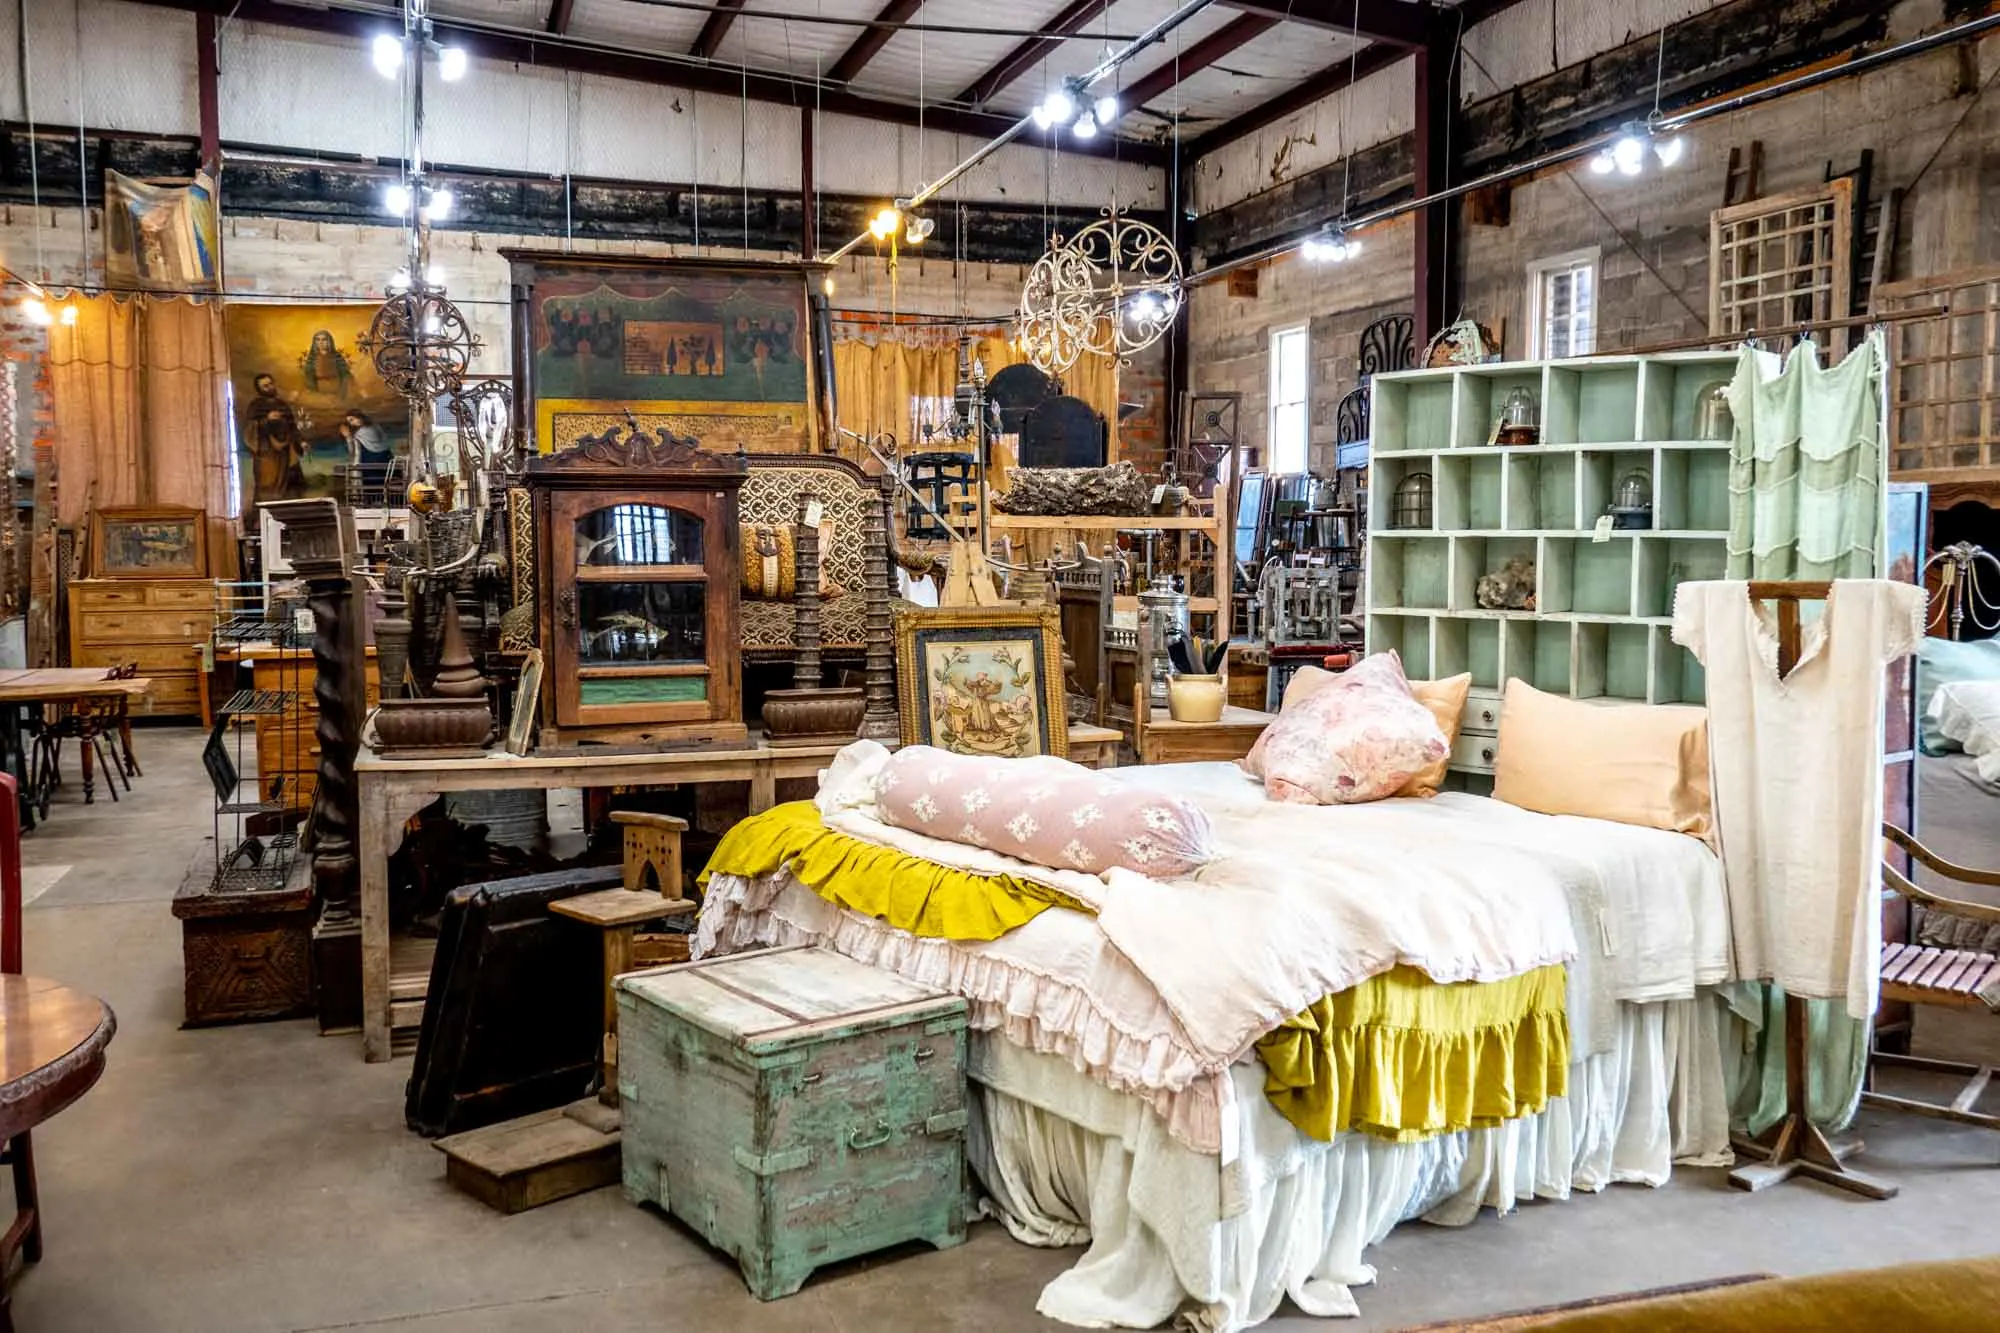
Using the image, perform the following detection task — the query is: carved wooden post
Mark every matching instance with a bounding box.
[262,500,364,1030]
[793,493,823,692]
[859,469,900,742]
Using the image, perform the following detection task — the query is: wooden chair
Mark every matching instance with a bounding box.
[1863,824,2000,1134]
[30,670,137,810]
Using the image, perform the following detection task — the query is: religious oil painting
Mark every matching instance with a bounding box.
[224,303,408,513]
[510,254,821,454]
[894,606,1067,759]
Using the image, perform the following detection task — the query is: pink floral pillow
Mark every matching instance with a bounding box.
[1256,652,1449,805]
[873,746,1214,878]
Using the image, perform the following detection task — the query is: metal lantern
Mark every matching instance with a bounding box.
[1610,466,1653,529]
[1495,387,1540,445]
[1392,470,1433,528]
[1696,381,1734,441]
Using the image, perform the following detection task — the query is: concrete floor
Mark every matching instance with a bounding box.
[9,726,2000,1332]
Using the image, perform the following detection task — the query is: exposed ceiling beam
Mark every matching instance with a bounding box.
[1186,38,1404,157]
[125,0,1171,166]
[956,0,1113,110]
[1118,14,1277,110]
[1217,0,1428,48]
[546,0,576,36]
[690,0,748,59]
[827,0,925,84]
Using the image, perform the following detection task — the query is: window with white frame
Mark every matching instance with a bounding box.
[1268,324,1309,474]
[1526,249,1598,359]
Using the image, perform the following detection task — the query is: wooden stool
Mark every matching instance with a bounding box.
[551,812,695,1106]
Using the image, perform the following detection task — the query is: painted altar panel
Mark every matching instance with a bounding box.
[513,255,819,455]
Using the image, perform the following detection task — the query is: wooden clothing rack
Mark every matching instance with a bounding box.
[1726,580,1897,1200]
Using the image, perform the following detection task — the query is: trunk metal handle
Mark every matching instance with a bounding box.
[847,1120,892,1151]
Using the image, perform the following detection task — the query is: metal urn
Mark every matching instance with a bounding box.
[1136,576,1190,712]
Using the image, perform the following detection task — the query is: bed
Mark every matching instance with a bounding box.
[694,752,1735,1331]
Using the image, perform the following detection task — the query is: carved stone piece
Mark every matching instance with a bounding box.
[992,462,1149,516]
[1474,557,1537,611]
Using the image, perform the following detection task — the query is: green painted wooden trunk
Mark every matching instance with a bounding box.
[614,944,969,1300]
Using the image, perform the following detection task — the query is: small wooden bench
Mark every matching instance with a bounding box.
[1864,825,2000,1134]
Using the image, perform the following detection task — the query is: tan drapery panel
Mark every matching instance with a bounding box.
[830,326,1120,463]
[46,294,238,576]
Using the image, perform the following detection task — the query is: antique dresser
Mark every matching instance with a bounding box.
[615,945,968,1299]
[67,578,217,718]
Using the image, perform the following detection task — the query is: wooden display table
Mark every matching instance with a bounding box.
[356,725,1122,1061]
[1132,686,1273,766]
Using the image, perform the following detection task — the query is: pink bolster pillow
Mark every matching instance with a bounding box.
[873,746,1215,878]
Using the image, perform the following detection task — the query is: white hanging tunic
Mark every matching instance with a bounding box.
[1671,579,1925,1019]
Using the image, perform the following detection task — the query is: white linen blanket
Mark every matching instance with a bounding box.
[806,746,1725,1069]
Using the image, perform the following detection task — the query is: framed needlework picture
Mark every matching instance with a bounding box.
[92,505,208,579]
[893,605,1067,758]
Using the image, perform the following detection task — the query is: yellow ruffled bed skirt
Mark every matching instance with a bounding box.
[699,800,1087,940]
[1255,963,1571,1143]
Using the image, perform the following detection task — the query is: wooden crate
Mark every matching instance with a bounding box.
[615,945,968,1300]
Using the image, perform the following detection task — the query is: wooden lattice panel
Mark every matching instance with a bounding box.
[1875,267,2000,475]
[1709,179,1853,339]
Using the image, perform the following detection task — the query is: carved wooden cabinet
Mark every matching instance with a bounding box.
[527,430,748,749]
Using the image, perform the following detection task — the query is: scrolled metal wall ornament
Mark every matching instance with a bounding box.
[447,377,517,477]
[360,286,480,402]
[1018,210,1183,374]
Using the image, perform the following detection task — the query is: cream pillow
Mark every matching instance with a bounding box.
[1491,680,1711,837]
[1242,662,1470,797]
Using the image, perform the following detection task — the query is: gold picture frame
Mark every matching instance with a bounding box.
[91,505,208,579]
[893,604,1068,758]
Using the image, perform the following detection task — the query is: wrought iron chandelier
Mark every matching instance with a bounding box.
[1018,210,1182,374]
[359,281,480,403]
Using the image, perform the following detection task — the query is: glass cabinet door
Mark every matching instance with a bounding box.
[562,499,714,716]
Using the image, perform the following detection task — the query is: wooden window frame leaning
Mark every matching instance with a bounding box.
[1875,266,2000,479]
[1709,179,1854,342]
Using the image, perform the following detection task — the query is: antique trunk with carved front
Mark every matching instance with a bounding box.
[171,855,314,1026]
[615,945,968,1300]
[525,427,748,749]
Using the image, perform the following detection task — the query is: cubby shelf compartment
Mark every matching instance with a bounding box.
[1367,350,1738,773]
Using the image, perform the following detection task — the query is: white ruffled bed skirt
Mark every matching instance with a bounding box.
[966,996,1733,1332]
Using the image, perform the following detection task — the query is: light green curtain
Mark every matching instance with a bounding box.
[1718,982,1868,1136]
[1725,332,1885,581]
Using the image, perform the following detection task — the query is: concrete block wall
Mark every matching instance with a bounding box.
[1189,28,2000,473]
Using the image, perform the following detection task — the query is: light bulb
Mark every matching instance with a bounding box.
[903,215,934,246]
[1127,293,1158,322]
[388,268,411,293]
[1588,150,1615,175]
[1073,111,1097,140]
[1093,94,1118,125]
[1041,88,1074,125]
[1653,134,1685,167]
[1612,133,1646,176]
[1031,103,1054,130]
[822,275,835,297]
[869,207,900,240]
[19,299,50,327]
[425,264,445,287]
[424,187,454,221]
[384,182,411,216]
[423,313,442,336]
[59,304,77,326]
[437,46,467,81]
[372,33,404,78]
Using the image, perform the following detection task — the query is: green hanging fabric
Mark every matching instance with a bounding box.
[1725,332,1885,582]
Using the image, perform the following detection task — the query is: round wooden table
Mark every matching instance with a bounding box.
[0,976,115,1332]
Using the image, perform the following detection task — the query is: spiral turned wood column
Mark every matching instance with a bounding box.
[858,469,900,742]
[793,493,823,692]
[307,576,360,924]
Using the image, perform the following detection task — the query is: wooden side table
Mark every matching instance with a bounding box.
[1132,685,1273,766]
[550,888,697,1106]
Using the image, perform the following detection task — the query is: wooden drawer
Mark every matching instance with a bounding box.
[72,579,216,611]
[1450,727,1500,773]
[72,584,155,610]
[74,642,201,673]
[1461,688,1503,736]
[144,583,218,609]
[79,609,209,643]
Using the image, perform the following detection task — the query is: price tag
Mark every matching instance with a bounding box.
[1150,485,1167,506]
[803,500,825,528]
[1592,514,1614,543]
